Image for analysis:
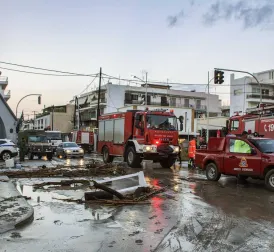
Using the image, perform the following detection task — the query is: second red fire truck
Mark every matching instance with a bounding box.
[227,104,274,137]
[98,108,183,168]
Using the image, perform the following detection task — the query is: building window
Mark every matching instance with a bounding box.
[170,97,176,106]
[131,94,138,100]
[196,99,201,109]
[184,98,189,107]
[262,89,269,96]
[252,87,260,94]
[234,89,243,95]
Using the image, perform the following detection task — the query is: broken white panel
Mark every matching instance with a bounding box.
[94,171,148,194]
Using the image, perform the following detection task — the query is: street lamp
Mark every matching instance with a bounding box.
[133,72,148,105]
[16,94,42,119]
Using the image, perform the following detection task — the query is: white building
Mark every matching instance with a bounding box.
[0,77,17,142]
[73,82,222,130]
[230,70,274,116]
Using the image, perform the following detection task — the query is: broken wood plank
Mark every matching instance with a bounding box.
[91,180,124,200]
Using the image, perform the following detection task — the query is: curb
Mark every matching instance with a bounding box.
[0,177,34,232]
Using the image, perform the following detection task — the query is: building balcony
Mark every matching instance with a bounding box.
[0,77,8,89]
[3,90,10,101]
[246,94,274,101]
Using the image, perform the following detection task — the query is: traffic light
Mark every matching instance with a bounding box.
[38,96,41,104]
[218,71,224,84]
[214,70,224,84]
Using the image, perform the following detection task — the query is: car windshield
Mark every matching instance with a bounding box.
[146,115,177,131]
[63,142,78,148]
[249,139,274,153]
[28,136,47,143]
[46,132,62,140]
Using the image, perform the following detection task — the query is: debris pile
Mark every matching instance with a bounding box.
[0,161,127,178]
[53,180,169,206]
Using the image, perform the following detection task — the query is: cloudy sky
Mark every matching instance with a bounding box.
[1,0,274,116]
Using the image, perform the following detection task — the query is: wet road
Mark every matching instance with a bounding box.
[1,158,274,251]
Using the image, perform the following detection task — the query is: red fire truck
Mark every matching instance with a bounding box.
[227,104,274,137]
[98,108,183,168]
[71,130,94,153]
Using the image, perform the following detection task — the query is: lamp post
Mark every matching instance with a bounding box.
[133,72,148,105]
[16,94,42,119]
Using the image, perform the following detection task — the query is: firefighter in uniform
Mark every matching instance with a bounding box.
[188,137,196,168]
[234,131,251,153]
[19,137,26,162]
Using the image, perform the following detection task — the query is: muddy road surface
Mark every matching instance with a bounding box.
[1,162,274,252]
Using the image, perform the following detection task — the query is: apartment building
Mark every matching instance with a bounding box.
[230,70,274,116]
[73,82,222,130]
[34,104,75,133]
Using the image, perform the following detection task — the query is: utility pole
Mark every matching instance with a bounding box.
[207,71,210,141]
[96,67,102,128]
[51,105,54,130]
[145,72,148,105]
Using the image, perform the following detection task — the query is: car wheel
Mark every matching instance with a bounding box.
[206,162,221,181]
[1,151,11,161]
[265,169,274,192]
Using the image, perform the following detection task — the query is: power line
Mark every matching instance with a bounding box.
[0,66,92,77]
[0,61,97,77]
[77,75,98,96]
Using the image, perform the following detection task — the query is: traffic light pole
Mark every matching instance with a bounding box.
[215,68,262,105]
[206,72,215,142]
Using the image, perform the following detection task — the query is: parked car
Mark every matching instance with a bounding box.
[56,142,84,158]
[0,139,18,161]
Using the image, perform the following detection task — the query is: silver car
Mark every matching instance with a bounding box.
[56,142,84,159]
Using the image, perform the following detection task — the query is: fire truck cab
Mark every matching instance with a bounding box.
[98,108,182,168]
[228,104,274,138]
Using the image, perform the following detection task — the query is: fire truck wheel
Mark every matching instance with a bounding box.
[160,158,176,168]
[265,169,274,191]
[206,163,221,181]
[126,146,141,168]
[102,147,113,164]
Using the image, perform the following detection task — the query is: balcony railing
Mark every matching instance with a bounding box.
[124,100,207,110]
[246,94,274,100]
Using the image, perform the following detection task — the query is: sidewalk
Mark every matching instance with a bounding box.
[0,176,34,234]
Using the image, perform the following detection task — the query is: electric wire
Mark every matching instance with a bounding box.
[0,61,98,77]
[0,66,90,77]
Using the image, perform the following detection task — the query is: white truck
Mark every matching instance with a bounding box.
[45,131,62,151]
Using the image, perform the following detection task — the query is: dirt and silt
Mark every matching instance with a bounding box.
[1,163,274,252]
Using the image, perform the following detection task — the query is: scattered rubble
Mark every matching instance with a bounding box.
[0,162,128,178]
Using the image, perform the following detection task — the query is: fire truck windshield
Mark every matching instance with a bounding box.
[146,115,177,131]
[249,139,274,153]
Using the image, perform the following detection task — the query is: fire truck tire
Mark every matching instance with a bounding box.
[206,163,221,181]
[265,169,274,191]
[160,158,176,168]
[102,147,113,164]
[126,146,141,168]
[47,154,53,161]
